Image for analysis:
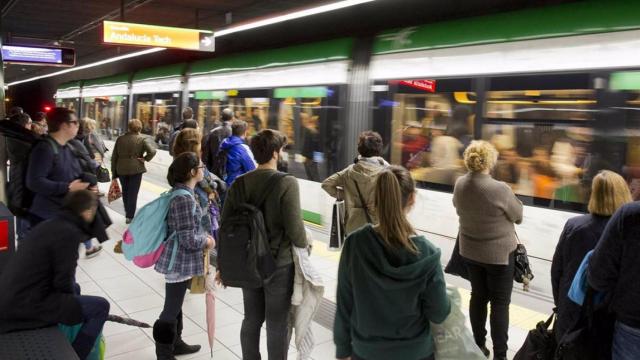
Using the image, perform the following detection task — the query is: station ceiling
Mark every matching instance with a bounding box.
[1,0,576,86]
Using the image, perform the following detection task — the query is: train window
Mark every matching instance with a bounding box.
[82,96,127,139]
[382,78,476,190]
[134,93,180,137]
[485,89,596,122]
[56,98,80,112]
[190,90,270,134]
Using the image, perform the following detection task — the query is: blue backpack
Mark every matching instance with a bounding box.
[122,189,195,269]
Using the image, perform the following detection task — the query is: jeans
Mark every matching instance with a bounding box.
[73,295,110,360]
[241,264,295,360]
[613,321,640,360]
[159,280,190,322]
[119,174,143,219]
[464,253,514,358]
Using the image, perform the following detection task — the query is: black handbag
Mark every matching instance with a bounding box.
[514,310,556,360]
[444,235,469,280]
[514,234,534,291]
[96,165,111,183]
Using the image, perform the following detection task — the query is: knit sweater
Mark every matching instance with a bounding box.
[452,172,523,265]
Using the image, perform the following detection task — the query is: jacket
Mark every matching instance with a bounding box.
[551,214,610,341]
[334,225,451,360]
[83,132,108,158]
[221,169,308,267]
[453,172,523,265]
[1,120,39,216]
[321,157,388,234]
[155,185,208,278]
[220,135,256,186]
[0,211,92,333]
[203,122,232,172]
[26,137,83,221]
[589,202,640,328]
[111,132,157,178]
[290,245,325,360]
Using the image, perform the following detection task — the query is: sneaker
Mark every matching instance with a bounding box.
[113,240,123,254]
[125,218,132,224]
[480,346,490,358]
[85,245,103,258]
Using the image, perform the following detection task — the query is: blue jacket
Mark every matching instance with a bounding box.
[26,139,83,221]
[220,136,256,186]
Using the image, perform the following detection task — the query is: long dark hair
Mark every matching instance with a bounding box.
[167,152,200,187]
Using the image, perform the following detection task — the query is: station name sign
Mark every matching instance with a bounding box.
[103,21,214,52]
[2,45,76,67]
[399,79,436,92]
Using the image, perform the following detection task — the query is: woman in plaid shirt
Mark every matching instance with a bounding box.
[153,152,215,359]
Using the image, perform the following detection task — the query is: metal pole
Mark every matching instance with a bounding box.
[0,33,8,205]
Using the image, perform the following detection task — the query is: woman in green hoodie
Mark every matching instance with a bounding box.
[334,165,451,360]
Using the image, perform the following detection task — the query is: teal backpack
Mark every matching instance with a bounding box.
[122,189,195,269]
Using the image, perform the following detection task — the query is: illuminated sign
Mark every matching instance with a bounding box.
[2,45,76,67]
[399,79,436,92]
[103,21,214,52]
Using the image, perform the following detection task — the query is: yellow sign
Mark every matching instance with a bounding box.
[103,21,214,52]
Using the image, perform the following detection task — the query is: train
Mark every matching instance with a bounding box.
[52,1,640,262]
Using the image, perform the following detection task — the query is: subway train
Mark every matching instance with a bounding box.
[53,1,640,262]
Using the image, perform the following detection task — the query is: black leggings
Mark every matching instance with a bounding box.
[159,280,190,322]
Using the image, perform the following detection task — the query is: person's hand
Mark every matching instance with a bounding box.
[137,157,145,163]
[69,179,90,192]
[215,270,225,288]
[88,185,98,193]
[206,235,215,249]
[208,192,217,201]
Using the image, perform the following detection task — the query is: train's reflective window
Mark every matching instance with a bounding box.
[485,89,596,121]
[82,96,127,139]
[383,79,476,189]
[191,91,270,134]
[134,93,180,138]
[56,98,79,112]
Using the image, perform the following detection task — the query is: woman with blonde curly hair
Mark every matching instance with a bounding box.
[452,140,523,360]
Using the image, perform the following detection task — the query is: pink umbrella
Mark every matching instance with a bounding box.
[205,263,216,358]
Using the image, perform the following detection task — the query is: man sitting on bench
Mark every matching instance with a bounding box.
[0,190,110,360]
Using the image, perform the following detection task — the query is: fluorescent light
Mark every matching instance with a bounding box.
[214,0,376,37]
[6,47,165,87]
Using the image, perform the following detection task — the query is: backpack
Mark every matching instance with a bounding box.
[122,189,195,268]
[217,172,288,288]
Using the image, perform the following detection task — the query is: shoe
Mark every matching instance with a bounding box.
[153,320,177,360]
[113,240,123,254]
[174,312,201,355]
[85,245,103,258]
[125,218,132,224]
[479,346,490,358]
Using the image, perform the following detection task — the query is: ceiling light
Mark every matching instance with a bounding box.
[6,47,165,87]
[214,0,377,37]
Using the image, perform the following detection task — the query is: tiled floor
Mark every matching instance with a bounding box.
[81,174,548,360]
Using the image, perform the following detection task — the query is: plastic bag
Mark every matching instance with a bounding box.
[108,179,122,204]
[58,323,105,360]
[431,286,486,360]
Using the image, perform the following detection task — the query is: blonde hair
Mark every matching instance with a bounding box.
[82,117,97,133]
[588,170,632,216]
[173,128,202,157]
[463,140,498,172]
[128,119,143,133]
[374,165,418,254]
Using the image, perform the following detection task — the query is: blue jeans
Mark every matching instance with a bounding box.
[613,321,640,360]
[73,295,110,360]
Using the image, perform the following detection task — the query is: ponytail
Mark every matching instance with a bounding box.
[374,165,418,254]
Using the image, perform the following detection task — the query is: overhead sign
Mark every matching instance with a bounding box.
[2,45,76,67]
[103,21,214,52]
[399,79,436,92]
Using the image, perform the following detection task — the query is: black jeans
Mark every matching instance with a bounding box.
[159,280,190,322]
[241,264,295,360]
[464,253,514,358]
[119,173,143,219]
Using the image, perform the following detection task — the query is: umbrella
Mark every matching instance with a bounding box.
[106,314,151,328]
[205,261,216,358]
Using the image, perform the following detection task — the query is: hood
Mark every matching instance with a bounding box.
[220,136,245,150]
[350,156,388,179]
[0,120,38,143]
[355,225,442,288]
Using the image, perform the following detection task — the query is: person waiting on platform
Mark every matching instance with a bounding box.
[0,190,110,360]
[153,152,214,359]
[31,111,48,136]
[551,170,632,343]
[334,165,450,360]
[219,119,256,186]
[453,140,523,360]
[322,131,388,234]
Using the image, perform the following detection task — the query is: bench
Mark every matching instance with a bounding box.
[0,326,79,360]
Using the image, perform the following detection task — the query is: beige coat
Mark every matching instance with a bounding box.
[111,132,157,177]
[321,157,388,234]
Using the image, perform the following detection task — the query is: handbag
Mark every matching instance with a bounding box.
[514,234,534,291]
[96,165,111,183]
[190,250,210,294]
[353,180,373,223]
[329,186,346,250]
[514,310,556,360]
[444,234,469,280]
[108,179,122,203]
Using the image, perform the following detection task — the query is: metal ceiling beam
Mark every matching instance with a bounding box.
[1,0,21,18]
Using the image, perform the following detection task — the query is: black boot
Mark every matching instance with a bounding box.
[173,312,201,355]
[153,320,177,360]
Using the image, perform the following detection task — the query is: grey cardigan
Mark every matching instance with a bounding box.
[453,172,523,265]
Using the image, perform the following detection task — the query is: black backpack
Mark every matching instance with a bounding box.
[217,172,288,288]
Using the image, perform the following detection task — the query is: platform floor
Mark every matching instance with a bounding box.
[78,171,553,360]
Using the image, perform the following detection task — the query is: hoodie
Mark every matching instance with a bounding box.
[322,156,388,233]
[220,135,256,186]
[334,225,451,360]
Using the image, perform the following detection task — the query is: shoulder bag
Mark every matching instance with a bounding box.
[353,180,373,224]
